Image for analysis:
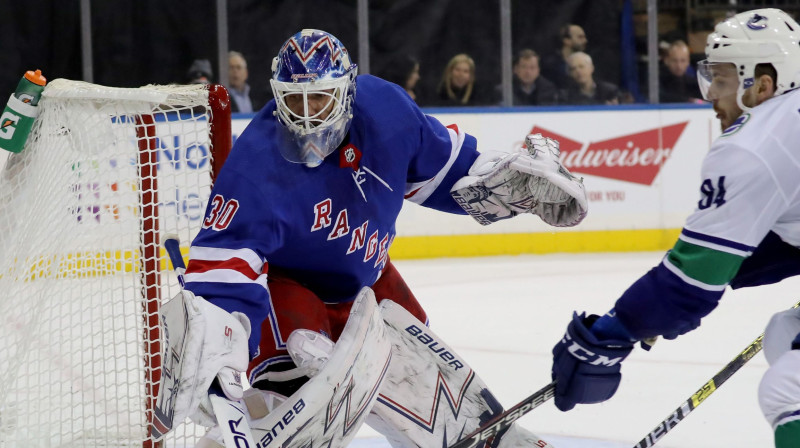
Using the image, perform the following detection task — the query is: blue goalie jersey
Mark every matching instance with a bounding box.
[184,75,479,354]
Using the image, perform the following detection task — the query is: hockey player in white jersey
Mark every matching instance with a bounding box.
[548,8,800,447]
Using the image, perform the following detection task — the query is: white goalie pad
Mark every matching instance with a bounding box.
[373,300,553,448]
[246,287,392,447]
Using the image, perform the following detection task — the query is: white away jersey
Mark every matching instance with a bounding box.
[685,88,800,247]
[614,89,800,339]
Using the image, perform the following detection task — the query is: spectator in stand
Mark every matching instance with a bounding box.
[505,49,558,106]
[187,59,213,85]
[541,24,588,89]
[377,55,421,103]
[560,52,619,105]
[435,53,487,106]
[659,40,702,103]
[227,51,254,113]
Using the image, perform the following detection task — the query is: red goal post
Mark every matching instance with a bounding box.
[0,80,231,448]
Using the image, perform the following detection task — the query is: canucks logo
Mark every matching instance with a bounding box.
[721,113,750,137]
[746,13,768,30]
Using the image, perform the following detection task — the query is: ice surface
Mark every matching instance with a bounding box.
[350,252,797,447]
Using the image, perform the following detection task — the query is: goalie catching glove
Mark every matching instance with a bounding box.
[153,289,251,434]
[451,133,587,227]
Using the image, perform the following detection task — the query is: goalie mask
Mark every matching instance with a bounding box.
[271,29,358,167]
[697,8,800,112]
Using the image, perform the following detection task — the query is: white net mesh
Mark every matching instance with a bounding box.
[0,79,223,447]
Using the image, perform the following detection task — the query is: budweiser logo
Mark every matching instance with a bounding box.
[530,122,688,185]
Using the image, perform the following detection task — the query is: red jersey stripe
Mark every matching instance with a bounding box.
[187,257,261,281]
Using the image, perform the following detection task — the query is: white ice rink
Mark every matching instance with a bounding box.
[350,252,800,448]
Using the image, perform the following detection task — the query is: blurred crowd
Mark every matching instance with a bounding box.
[384,23,703,108]
[186,24,704,113]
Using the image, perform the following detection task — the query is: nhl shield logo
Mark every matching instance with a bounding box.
[339,143,362,170]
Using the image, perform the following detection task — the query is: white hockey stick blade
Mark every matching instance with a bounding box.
[210,388,258,448]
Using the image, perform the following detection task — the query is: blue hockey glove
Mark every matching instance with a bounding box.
[551,312,634,411]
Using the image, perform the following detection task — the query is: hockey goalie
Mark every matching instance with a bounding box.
[151,27,585,447]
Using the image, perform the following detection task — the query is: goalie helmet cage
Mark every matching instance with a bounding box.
[0,80,232,448]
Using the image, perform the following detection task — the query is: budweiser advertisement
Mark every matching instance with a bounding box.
[531,122,688,186]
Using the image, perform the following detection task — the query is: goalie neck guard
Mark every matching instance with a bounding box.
[270,29,358,167]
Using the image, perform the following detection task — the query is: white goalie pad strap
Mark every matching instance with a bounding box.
[247,287,392,447]
[451,133,588,227]
[151,290,251,437]
[288,328,336,378]
[373,300,554,448]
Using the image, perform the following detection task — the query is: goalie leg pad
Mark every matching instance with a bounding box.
[372,300,554,447]
[247,287,392,447]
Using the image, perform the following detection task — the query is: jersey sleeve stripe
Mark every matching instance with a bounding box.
[667,238,746,286]
[187,258,261,280]
[662,257,728,291]
[403,125,465,204]
[681,228,756,255]
[185,269,268,290]
[188,245,264,272]
[774,409,800,428]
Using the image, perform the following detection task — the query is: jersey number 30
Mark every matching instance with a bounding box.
[203,194,239,230]
[698,176,726,210]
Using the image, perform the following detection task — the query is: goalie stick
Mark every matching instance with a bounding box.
[449,381,556,448]
[163,234,258,448]
[632,300,800,448]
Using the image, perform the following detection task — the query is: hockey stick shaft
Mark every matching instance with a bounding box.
[163,235,186,287]
[163,235,258,448]
[633,300,800,448]
[450,381,556,448]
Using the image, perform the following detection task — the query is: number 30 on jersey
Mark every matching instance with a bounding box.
[203,194,239,230]
[698,176,727,210]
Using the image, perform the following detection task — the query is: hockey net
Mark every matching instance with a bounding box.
[0,79,231,447]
